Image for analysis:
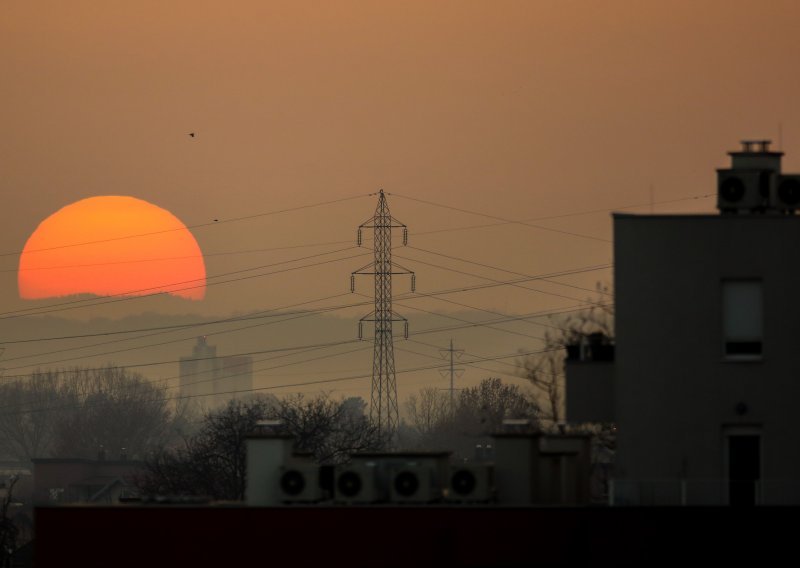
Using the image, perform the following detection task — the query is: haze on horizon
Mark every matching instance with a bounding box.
[1,0,799,401]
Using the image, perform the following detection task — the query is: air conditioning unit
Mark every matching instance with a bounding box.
[390,463,442,504]
[278,465,324,503]
[774,175,800,211]
[717,169,772,213]
[447,464,495,503]
[334,463,386,504]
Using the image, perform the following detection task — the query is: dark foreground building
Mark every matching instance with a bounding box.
[568,140,800,506]
[34,504,795,567]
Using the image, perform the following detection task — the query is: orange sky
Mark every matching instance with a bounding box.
[2,1,800,395]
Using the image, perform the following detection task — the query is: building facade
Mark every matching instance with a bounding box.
[567,141,800,505]
[179,336,253,409]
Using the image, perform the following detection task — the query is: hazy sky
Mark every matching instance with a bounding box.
[2,1,800,399]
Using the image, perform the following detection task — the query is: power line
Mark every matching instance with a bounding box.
[1,192,711,272]
[1,263,612,373]
[7,241,353,273]
[391,193,612,243]
[1,261,608,346]
[390,296,547,342]
[407,193,714,239]
[0,344,566,418]
[2,193,370,258]
[404,293,567,334]
[406,245,613,297]
[0,248,369,320]
[0,293,357,370]
[408,338,562,379]
[0,300,601,382]
[395,252,600,306]
[0,339,371,411]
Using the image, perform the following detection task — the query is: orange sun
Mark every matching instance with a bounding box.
[19,196,206,300]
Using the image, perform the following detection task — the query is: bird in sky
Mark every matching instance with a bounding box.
[189,132,196,138]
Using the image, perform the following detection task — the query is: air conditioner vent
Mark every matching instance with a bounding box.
[393,471,420,497]
[334,464,386,504]
[776,176,800,209]
[278,465,324,503]
[446,464,495,503]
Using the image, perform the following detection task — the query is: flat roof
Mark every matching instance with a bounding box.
[351,451,451,458]
[613,212,800,220]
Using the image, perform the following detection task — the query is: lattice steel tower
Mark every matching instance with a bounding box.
[351,190,415,444]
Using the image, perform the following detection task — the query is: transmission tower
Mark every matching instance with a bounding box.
[438,339,464,415]
[351,190,415,444]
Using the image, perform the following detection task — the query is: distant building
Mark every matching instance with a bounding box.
[567,140,800,505]
[179,336,253,409]
[32,456,142,505]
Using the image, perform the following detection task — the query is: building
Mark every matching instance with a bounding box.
[244,427,592,507]
[31,456,142,505]
[32,429,797,566]
[567,140,800,505]
[179,336,253,409]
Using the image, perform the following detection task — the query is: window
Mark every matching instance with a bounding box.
[722,280,763,358]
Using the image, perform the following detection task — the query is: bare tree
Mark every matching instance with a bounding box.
[454,377,540,437]
[136,393,382,500]
[517,283,617,501]
[276,393,381,464]
[53,366,182,459]
[403,378,540,459]
[136,396,276,500]
[517,282,614,428]
[0,476,19,568]
[0,366,188,463]
[0,370,78,462]
[404,387,451,437]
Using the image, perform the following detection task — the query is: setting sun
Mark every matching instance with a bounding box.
[18,196,206,300]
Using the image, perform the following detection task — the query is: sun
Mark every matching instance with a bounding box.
[19,196,206,300]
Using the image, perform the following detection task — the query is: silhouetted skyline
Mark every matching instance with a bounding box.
[2,1,799,403]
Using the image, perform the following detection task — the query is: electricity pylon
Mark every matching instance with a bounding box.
[438,339,464,415]
[351,190,415,444]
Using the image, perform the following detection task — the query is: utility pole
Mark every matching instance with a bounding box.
[351,190,415,445]
[439,339,464,415]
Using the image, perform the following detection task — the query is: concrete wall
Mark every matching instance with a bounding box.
[565,360,614,423]
[612,214,800,503]
[244,435,294,506]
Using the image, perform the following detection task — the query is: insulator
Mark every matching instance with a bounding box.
[350,275,355,293]
[411,274,416,292]
[403,227,408,245]
[358,321,363,340]
[404,321,409,339]
[357,228,362,246]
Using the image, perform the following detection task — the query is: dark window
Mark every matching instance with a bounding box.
[722,280,763,358]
